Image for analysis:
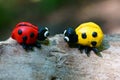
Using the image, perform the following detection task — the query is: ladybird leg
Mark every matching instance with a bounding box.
[85,47,92,57]
[21,43,33,50]
[27,45,34,50]
[35,42,41,48]
[92,48,102,57]
[78,45,84,53]
[21,43,28,50]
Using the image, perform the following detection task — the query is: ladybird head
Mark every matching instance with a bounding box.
[38,27,49,41]
[63,28,78,43]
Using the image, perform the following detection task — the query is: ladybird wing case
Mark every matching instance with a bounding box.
[12,26,38,44]
[75,22,104,47]
[15,22,38,30]
[11,22,37,39]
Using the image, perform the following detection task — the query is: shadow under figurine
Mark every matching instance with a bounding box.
[11,22,49,50]
[63,22,109,57]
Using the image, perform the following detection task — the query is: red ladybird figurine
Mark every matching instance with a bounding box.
[11,22,49,50]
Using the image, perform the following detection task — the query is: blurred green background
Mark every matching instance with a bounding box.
[0,0,120,40]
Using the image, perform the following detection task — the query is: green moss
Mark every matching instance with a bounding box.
[97,38,110,51]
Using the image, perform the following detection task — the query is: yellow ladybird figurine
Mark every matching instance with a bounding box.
[63,22,104,57]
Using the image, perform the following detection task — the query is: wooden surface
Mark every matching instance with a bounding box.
[0,34,120,80]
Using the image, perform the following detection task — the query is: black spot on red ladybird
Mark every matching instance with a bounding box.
[22,36,27,41]
[18,29,22,35]
[30,32,34,38]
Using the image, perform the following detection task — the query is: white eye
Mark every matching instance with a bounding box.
[45,27,48,31]
[64,36,69,42]
[44,31,49,37]
[63,30,67,35]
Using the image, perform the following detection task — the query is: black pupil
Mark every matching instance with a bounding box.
[92,32,97,37]
[30,32,34,38]
[82,33,87,39]
[18,29,22,35]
